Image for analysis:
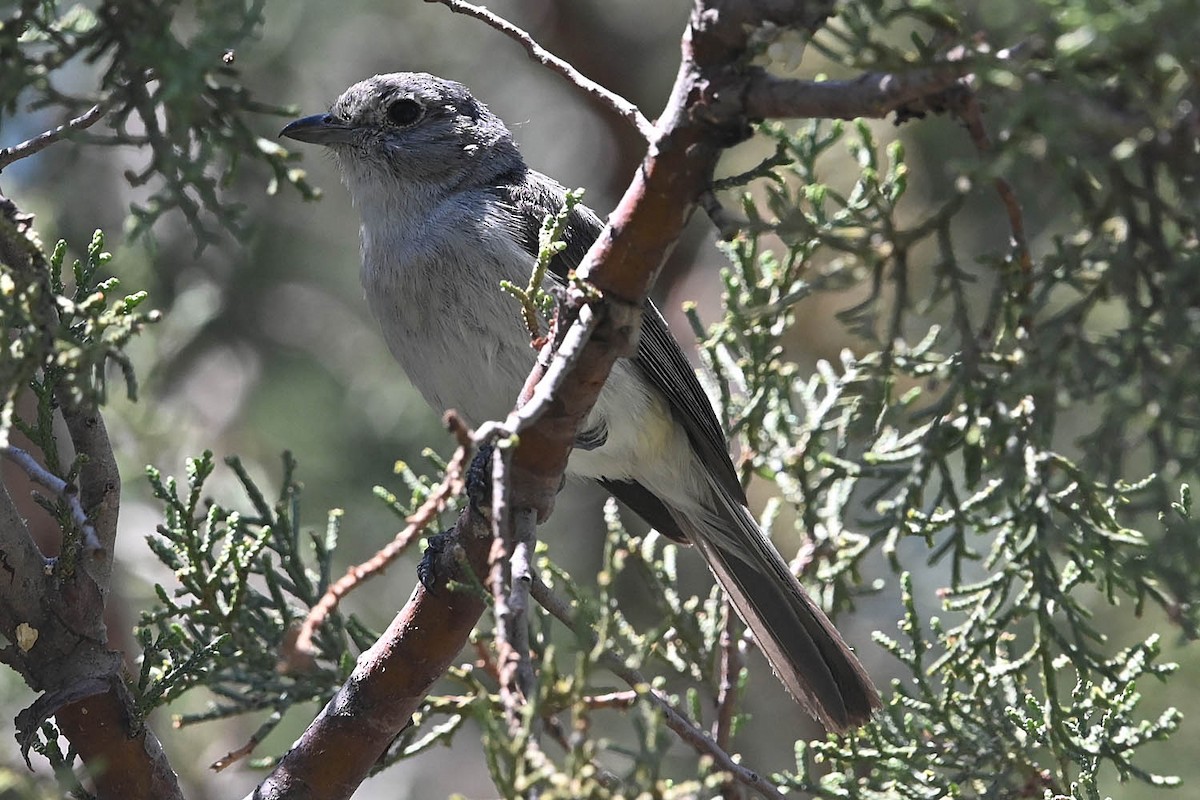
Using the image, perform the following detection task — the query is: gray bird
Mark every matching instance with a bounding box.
[281,72,879,731]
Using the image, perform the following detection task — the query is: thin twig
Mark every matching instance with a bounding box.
[285,414,474,667]
[699,189,749,241]
[580,690,639,710]
[0,101,109,171]
[210,736,260,773]
[510,507,539,710]
[743,65,967,122]
[488,444,523,730]
[487,450,549,795]
[953,91,1034,334]
[426,0,654,140]
[473,637,502,680]
[474,302,601,447]
[471,284,604,746]
[531,577,787,800]
[714,599,742,747]
[1,445,101,553]
[715,600,747,800]
[512,302,603,428]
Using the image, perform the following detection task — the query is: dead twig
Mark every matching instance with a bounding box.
[283,413,474,668]
[1,446,102,554]
[0,101,109,171]
[425,0,654,139]
[509,508,539,709]
[715,600,747,800]
[487,443,523,733]
[714,600,742,746]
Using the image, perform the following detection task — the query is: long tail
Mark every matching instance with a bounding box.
[681,492,880,732]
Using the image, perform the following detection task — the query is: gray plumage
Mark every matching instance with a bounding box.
[281,72,880,731]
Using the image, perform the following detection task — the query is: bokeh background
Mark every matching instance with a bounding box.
[1,1,1194,798]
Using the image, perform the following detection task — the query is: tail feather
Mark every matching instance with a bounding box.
[683,498,880,732]
[599,475,880,730]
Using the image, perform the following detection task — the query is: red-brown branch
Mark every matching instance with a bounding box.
[500,0,818,532]
[0,194,179,799]
[254,506,493,800]
[54,680,183,800]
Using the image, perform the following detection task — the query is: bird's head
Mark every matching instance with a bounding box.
[280,72,522,200]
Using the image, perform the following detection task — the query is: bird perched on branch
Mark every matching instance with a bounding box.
[281,72,880,731]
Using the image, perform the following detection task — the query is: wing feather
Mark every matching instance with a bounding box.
[487,168,745,504]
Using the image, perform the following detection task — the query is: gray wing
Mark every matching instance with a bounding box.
[486,168,748,522]
[488,171,883,731]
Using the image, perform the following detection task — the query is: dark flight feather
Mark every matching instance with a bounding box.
[487,166,881,730]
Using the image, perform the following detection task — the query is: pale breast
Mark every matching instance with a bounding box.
[356,192,703,504]
[360,225,537,425]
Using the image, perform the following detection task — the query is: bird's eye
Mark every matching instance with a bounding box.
[386,98,424,127]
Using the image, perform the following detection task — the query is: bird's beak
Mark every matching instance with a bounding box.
[279,114,356,145]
